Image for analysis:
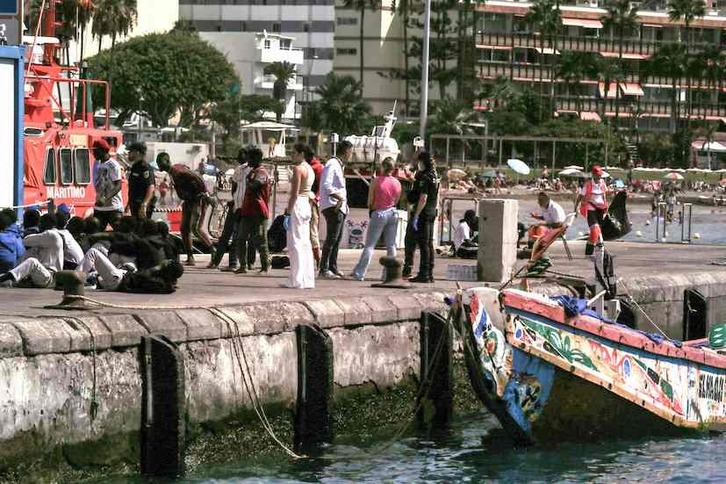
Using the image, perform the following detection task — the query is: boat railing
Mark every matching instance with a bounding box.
[25,74,112,130]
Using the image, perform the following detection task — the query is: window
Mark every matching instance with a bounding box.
[337,17,357,25]
[281,39,291,49]
[272,23,281,32]
[74,148,91,185]
[59,148,73,185]
[336,47,357,55]
[43,148,56,185]
[264,39,271,49]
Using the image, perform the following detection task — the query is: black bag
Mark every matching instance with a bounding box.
[267,215,287,253]
[271,255,290,269]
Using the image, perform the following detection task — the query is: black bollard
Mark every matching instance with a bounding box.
[294,324,333,454]
[140,334,186,478]
[417,311,453,430]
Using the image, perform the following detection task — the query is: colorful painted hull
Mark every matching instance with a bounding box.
[457,288,726,444]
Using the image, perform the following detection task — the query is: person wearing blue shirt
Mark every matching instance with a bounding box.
[0,209,25,273]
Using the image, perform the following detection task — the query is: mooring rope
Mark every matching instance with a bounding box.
[617,278,670,340]
[208,307,304,459]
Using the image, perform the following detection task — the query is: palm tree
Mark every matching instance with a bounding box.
[668,0,705,122]
[342,0,381,94]
[393,0,413,115]
[601,0,639,128]
[313,73,372,134]
[647,43,688,133]
[263,61,297,122]
[592,56,621,123]
[526,0,562,121]
[28,0,95,65]
[91,0,138,53]
[557,51,595,112]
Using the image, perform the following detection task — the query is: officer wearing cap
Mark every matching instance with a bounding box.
[126,141,156,219]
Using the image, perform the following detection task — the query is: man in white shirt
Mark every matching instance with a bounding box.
[453,209,478,259]
[318,140,352,278]
[527,192,566,247]
[92,139,124,230]
[209,148,251,270]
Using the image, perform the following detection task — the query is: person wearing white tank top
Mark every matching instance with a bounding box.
[283,144,316,289]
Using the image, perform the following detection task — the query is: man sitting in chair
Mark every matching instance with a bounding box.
[519,192,566,258]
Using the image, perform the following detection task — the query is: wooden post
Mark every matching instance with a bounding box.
[417,311,453,430]
[294,324,334,454]
[140,335,186,478]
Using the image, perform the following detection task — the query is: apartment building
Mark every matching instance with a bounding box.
[475,0,726,130]
[179,0,334,94]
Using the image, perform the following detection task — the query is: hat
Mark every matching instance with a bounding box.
[57,203,70,215]
[93,139,111,151]
[591,165,604,176]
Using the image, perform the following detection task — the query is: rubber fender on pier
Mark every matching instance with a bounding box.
[417,311,453,430]
[683,288,708,341]
[140,334,186,478]
[294,324,334,454]
[617,298,638,329]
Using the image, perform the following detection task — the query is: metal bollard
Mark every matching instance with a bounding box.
[654,202,667,242]
[681,203,693,243]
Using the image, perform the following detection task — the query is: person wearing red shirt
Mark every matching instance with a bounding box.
[304,146,324,268]
[234,147,271,274]
[156,153,214,266]
[574,164,609,256]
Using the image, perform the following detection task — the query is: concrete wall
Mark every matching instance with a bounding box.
[0,291,448,463]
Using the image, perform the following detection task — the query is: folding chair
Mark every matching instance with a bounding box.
[530,212,576,262]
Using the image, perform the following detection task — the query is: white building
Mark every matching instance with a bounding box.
[200,31,305,120]
[179,1,334,94]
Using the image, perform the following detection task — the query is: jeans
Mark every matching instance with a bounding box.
[403,212,417,272]
[352,208,398,280]
[236,215,269,271]
[320,207,346,273]
[211,206,241,267]
[415,214,436,277]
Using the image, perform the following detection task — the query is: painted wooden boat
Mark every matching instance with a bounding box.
[454,287,726,444]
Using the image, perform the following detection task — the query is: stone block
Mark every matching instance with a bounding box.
[388,293,424,321]
[0,323,23,357]
[12,319,72,355]
[412,291,449,316]
[134,311,187,342]
[213,307,255,338]
[305,299,345,328]
[62,316,113,352]
[335,297,373,326]
[362,295,398,323]
[242,301,314,334]
[477,199,518,283]
[177,309,223,341]
[98,314,148,347]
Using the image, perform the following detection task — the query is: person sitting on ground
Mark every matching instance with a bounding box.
[66,216,89,252]
[22,208,41,237]
[157,221,181,262]
[0,210,24,273]
[453,209,479,259]
[52,206,85,270]
[526,192,566,250]
[156,152,215,266]
[79,247,184,294]
[90,216,164,271]
[0,214,66,288]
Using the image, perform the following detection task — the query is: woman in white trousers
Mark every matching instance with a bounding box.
[284,144,316,289]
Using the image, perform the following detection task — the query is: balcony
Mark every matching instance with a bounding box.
[549,97,726,119]
[254,75,305,91]
[259,47,305,65]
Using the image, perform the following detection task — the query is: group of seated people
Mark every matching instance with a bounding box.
[0,205,184,294]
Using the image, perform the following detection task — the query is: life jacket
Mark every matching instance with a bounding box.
[580,180,608,217]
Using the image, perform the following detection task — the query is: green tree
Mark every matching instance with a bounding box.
[638,132,675,167]
[91,0,138,52]
[647,43,688,134]
[28,0,95,64]
[263,61,296,122]
[601,0,638,127]
[592,56,621,123]
[526,0,562,121]
[427,99,479,135]
[87,30,238,127]
[557,51,596,112]
[304,73,372,134]
[342,0,381,93]
[668,0,705,122]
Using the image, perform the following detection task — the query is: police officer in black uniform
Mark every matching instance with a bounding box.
[126,141,156,219]
[409,151,440,283]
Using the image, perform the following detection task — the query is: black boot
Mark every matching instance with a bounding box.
[0,272,14,284]
[409,273,433,283]
[402,265,412,279]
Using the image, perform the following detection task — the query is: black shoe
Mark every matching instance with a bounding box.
[409,274,433,283]
[402,266,412,279]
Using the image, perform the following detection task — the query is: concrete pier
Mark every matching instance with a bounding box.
[1,241,726,470]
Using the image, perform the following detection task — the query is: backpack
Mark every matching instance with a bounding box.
[267,214,288,253]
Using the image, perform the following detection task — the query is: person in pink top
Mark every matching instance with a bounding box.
[350,157,402,281]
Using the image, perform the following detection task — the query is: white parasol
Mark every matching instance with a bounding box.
[446,168,468,181]
[663,172,684,180]
[507,158,530,175]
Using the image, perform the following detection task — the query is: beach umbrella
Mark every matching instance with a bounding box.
[225,168,235,176]
[563,165,584,171]
[480,169,497,178]
[558,168,586,177]
[507,158,530,175]
[447,168,467,181]
[720,178,726,184]
[664,172,684,180]
[601,170,611,178]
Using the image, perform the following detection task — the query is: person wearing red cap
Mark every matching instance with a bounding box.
[92,139,124,230]
[574,165,609,256]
